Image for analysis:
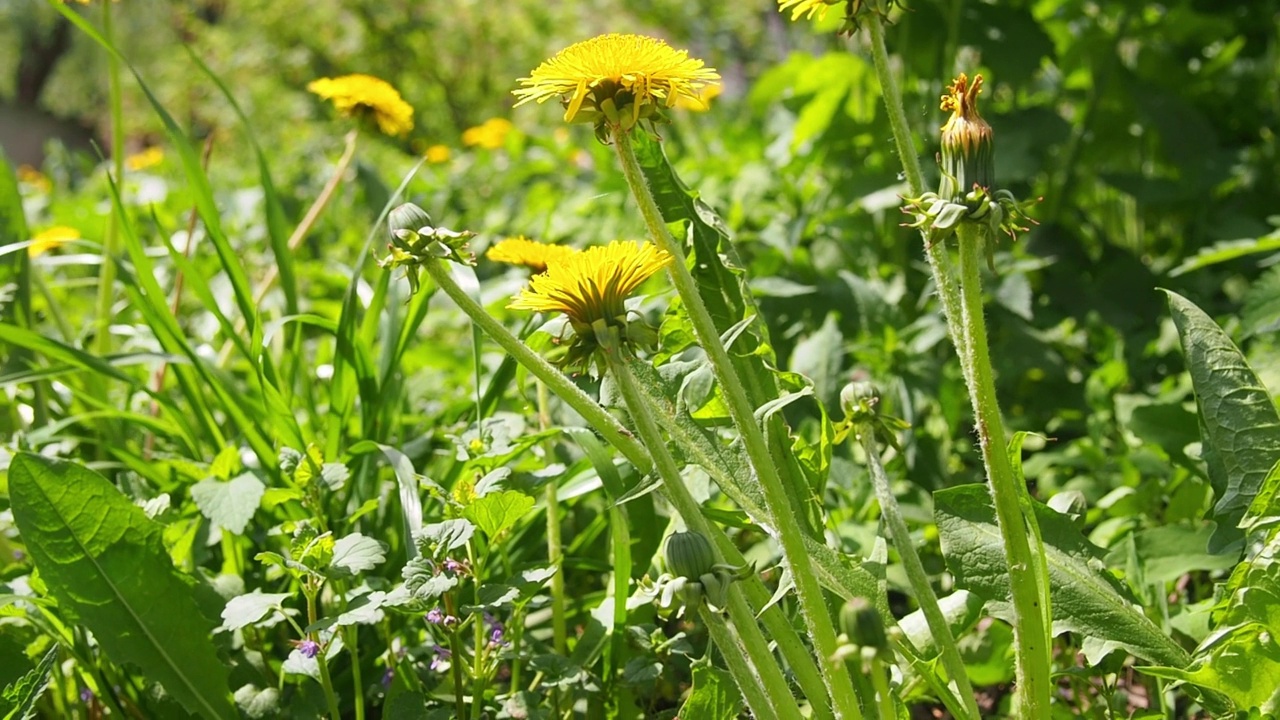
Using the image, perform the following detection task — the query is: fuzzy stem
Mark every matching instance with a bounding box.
[603,347,802,720]
[858,429,980,720]
[864,12,970,376]
[701,607,782,720]
[307,586,343,720]
[612,129,862,719]
[955,225,1051,716]
[867,656,897,720]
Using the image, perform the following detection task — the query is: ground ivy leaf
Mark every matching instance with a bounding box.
[403,560,459,602]
[934,484,1190,668]
[414,520,475,558]
[464,490,534,539]
[329,533,387,576]
[7,453,237,720]
[232,685,280,719]
[190,472,265,535]
[1166,290,1280,552]
[219,591,292,632]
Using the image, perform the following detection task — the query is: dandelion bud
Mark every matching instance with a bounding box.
[388,203,433,242]
[840,380,880,423]
[839,597,888,654]
[664,530,716,581]
[938,74,994,202]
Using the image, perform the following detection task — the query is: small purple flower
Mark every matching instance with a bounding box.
[79,687,94,704]
[443,558,467,574]
[381,668,394,689]
[426,608,445,624]
[298,639,320,659]
[429,644,452,672]
[485,612,507,648]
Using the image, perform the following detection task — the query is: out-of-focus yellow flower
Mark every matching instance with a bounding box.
[17,165,51,193]
[125,146,164,171]
[487,236,579,273]
[462,118,513,150]
[514,34,719,133]
[426,144,452,163]
[29,226,80,257]
[674,83,722,111]
[307,74,414,137]
[778,0,839,21]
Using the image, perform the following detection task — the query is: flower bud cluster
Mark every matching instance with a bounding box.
[380,203,477,294]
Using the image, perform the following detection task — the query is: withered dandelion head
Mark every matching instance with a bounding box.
[487,236,580,273]
[513,34,719,137]
[308,74,415,137]
[938,73,994,198]
[509,241,671,367]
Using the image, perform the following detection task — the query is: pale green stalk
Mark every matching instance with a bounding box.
[421,256,810,714]
[611,130,863,720]
[864,12,969,374]
[702,607,783,720]
[535,381,568,656]
[602,346,803,720]
[955,224,1051,716]
[857,429,980,720]
[867,656,897,720]
[94,0,126,358]
[305,585,343,720]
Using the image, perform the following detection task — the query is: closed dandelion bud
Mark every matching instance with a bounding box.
[839,380,880,423]
[388,203,433,243]
[664,531,716,581]
[840,597,888,653]
[938,74,994,202]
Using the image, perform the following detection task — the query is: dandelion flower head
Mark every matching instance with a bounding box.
[778,0,838,21]
[940,73,990,155]
[487,236,580,273]
[513,34,719,133]
[29,226,80,257]
[308,74,414,137]
[462,118,514,150]
[126,147,164,171]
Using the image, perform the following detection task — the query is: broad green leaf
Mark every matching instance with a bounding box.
[898,590,986,660]
[1242,459,1280,533]
[1108,523,1238,585]
[1242,263,1280,338]
[678,664,739,720]
[934,484,1189,667]
[1,646,56,720]
[414,519,475,557]
[464,490,535,539]
[1165,290,1280,551]
[1169,228,1280,276]
[219,591,292,632]
[232,685,281,719]
[8,454,236,719]
[329,533,387,575]
[1141,532,1280,713]
[190,472,264,535]
[789,312,844,411]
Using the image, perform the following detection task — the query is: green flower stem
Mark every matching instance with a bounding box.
[536,380,568,656]
[955,224,1051,716]
[701,607,782,720]
[867,656,897,720]
[857,428,980,720]
[306,585,343,720]
[421,257,821,715]
[865,11,970,375]
[612,130,862,720]
[602,346,803,720]
[94,0,126,360]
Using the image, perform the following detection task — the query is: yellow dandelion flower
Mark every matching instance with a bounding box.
[17,165,51,193]
[125,146,164,171]
[509,240,670,329]
[308,74,415,137]
[778,0,838,21]
[425,144,451,163]
[487,236,579,273]
[513,34,719,132]
[673,83,722,111]
[462,118,514,150]
[29,226,80,257]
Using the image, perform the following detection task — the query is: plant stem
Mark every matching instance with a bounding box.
[955,225,1051,716]
[602,347,802,720]
[864,12,970,374]
[857,429,980,720]
[307,586,343,720]
[536,380,568,656]
[612,130,862,720]
[867,656,897,720]
[701,607,782,720]
[93,0,126,360]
